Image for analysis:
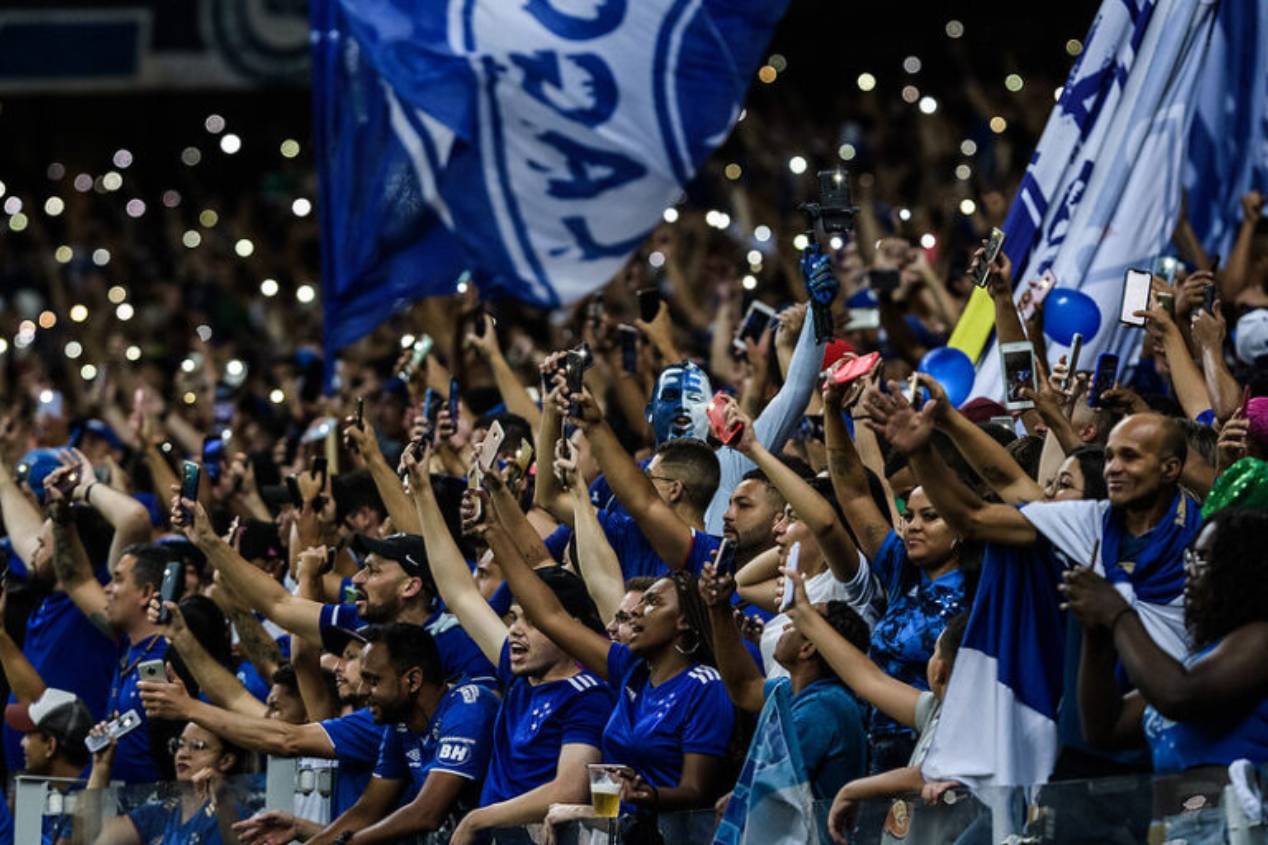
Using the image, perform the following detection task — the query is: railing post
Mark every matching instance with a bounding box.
[266,755,298,812]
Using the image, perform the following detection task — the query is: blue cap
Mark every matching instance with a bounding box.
[16,449,65,505]
[69,419,124,452]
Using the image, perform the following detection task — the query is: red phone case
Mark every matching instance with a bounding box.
[832,351,881,385]
[707,393,744,446]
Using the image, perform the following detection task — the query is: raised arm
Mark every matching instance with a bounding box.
[0,588,46,702]
[700,563,765,713]
[342,417,421,535]
[154,600,268,717]
[867,386,1038,545]
[532,356,575,525]
[484,516,612,679]
[557,442,625,623]
[465,313,542,437]
[568,387,696,569]
[177,497,324,644]
[404,448,507,667]
[749,303,824,456]
[1190,306,1243,423]
[66,451,152,569]
[729,401,860,582]
[45,492,113,640]
[0,458,50,566]
[784,572,920,728]
[732,545,783,612]
[292,547,342,721]
[1145,307,1212,422]
[823,378,893,561]
[1222,191,1262,302]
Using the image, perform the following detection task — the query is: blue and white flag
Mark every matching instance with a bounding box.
[312,0,788,356]
[714,681,820,845]
[971,0,1222,397]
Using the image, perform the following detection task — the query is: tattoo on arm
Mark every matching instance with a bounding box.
[50,520,89,588]
[230,609,282,674]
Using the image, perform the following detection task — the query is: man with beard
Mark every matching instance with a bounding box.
[174,496,493,684]
[305,624,499,845]
[721,469,788,570]
[408,449,612,844]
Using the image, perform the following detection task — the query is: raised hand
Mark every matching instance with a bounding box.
[862,382,936,454]
[697,561,735,608]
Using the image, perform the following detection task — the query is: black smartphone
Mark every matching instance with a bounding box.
[179,461,200,520]
[472,304,488,337]
[355,397,365,428]
[422,388,441,435]
[285,475,303,508]
[973,228,1006,288]
[565,347,588,416]
[312,457,328,489]
[868,269,901,298]
[713,538,737,576]
[1203,284,1217,314]
[618,325,639,375]
[448,377,460,426]
[637,288,662,323]
[156,561,184,624]
[1087,353,1119,408]
[1064,333,1083,391]
[816,169,857,234]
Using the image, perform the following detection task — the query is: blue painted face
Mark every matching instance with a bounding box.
[647,363,712,444]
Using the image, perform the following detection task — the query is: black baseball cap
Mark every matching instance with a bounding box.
[351,533,434,584]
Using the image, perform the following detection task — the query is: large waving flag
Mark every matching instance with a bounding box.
[950,0,1233,396]
[312,0,789,356]
[714,681,821,845]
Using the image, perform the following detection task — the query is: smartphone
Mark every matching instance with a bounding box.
[973,228,1006,288]
[565,347,589,417]
[586,295,605,328]
[86,709,142,754]
[312,456,328,489]
[1156,290,1175,318]
[713,537,737,577]
[156,560,184,625]
[1152,255,1180,285]
[817,169,856,234]
[355,397,365,428]
[988,415,1015,430]
[1000,341,1038,411]
[1202,284,1217,314]
[868,268,901,298]
[137,659,166,684]
[397,335,433,381]
[732,301,777,354]
[831,351,882,385]
[1119,269,1153,326]
[905,371,927,408]
[447,377,460,426]
[285,475,303,508]
[1064,333,1084,391]
[1087,353,1119,408]
[618,325,639,374]
[478,421,506,473]
[51,461,82,500]
[637,287,662,323]
[779,542,801,612]
[707,393,744,446]
[179,461,200,521]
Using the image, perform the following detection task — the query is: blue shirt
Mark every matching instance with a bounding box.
[1144,641,1268,773]
[602,642,735,789]
[319,707,384,818]
[235,659,270,705]
[108,635,169,784]
[763,677,867,799]
[545,515,721,579]
[4,587,116,773]
[128,799,233,845]
[375,683,499,809]
[318,604,495,684]
[480,639,611,806]
[866,531,967,739]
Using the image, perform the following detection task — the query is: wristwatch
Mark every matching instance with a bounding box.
[333,832,354,845]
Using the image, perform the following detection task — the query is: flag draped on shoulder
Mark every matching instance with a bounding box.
[312,0,789,357]
[714,681,820,845]
[956,0,1227,397]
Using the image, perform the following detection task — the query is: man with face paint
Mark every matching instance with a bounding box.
[647,361,714,444]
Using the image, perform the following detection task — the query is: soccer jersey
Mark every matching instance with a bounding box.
[318,707,385,818]
[374,683,499,807]
[479,640,611,806]
[602,642,735,789]
[108,634,170,784]
[862,532,967,740]
[544,515,721,579]
[128,798,237,845]
[763,677,867,799]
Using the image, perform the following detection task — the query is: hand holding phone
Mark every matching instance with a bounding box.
[707,393,744,447]
[637,288,662,323]
[713,538,737,577]
[973,228,1006,288]
[478,421,506,474]
[156,561,184,625]
[999,341,1038,411]
[177,461,200,523]
[1087,353,1119,408]
[779,542,801,612]
[1120,269,1153,326]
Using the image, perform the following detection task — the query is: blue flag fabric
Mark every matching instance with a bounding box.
[714,681,820,845]
[312,0,789,358]
[969,0,1232,398]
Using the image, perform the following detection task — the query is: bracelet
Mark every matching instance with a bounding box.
[1109,606,1135,632]
[82,482,97,505]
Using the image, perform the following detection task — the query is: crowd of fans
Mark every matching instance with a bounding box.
[2,28,1268,844]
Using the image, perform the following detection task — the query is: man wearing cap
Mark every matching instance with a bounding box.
[0,688,94,845]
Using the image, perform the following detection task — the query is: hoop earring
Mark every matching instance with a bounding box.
[675,628,701,656]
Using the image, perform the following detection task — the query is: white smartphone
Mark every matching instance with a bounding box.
[477,421,505,473]
[1119,269,1153,326]
[779,542,801,612]
[732,301,777,354]
[999,341,1038,411]
[137,659,166,684]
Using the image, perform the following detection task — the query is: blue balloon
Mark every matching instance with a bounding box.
[918,346,975,408]
[1043,289,1102,345]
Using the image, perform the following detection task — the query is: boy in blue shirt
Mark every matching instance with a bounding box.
[310,624,498,845]
[700,562,869,800]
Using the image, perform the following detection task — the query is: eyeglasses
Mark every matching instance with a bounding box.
[1183,547,1210,571]
[168,738,217,755]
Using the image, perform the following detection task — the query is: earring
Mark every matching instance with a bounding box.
[674,628,701,656]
